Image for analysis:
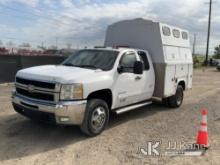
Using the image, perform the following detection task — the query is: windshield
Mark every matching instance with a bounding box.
[62,49,119,71]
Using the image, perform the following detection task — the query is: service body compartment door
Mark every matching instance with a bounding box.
[164,65,176,97]
[177,48,192,78]
[187,64,193,89]
[175,64,188,78]
[163,45,177,97]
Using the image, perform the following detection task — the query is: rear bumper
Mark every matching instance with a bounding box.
[12,93,87,125]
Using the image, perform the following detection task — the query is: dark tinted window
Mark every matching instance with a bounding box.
[162,26,171,36]
[138,51,150,70]
[173,29,180,38]
[182,31,188,40]
[62,49,118,71]
[119,52,137,73]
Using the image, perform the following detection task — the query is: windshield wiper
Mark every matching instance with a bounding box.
[63,63,99,70]
[63,63,75,66]
[77,65,97,69]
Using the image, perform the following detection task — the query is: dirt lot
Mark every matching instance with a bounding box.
[0,68,219,165]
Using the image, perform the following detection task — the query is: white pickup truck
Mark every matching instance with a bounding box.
[12,18,193,136]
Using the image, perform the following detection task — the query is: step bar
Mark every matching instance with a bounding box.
[115,101,152,114]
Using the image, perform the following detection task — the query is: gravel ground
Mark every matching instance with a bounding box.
[0,68,219,165]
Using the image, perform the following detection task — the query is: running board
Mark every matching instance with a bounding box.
[115,101,152,114]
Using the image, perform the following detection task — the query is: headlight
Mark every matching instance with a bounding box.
[60,84,83,100]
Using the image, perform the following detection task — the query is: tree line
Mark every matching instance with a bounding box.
[214,45,220,59]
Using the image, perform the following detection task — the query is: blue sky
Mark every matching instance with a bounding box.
[0,0,219,54]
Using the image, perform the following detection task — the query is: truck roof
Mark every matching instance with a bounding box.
[104,18,192,64]
[91,47,147,53]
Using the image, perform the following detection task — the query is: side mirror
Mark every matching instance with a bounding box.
[117,65,123,74]
[133,61,143,74]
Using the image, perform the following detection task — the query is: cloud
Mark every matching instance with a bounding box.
[0,0,39,7]
[60,0,74,8]
[0,0,219,54]
[10,0,155,47]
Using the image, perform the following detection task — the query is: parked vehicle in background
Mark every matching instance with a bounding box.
[217,63,220,71]
[0,47,9,55]
[43,49,60,56]
[59,48,78,57]
[12,18,193,136]
[212,59,220,66]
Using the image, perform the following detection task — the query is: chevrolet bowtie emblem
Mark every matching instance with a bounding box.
[27,85,35,93]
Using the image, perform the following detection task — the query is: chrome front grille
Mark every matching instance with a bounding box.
[15,77,60,103]
[16,77,56,90]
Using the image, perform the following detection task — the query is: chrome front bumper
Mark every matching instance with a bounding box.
[12,93,87,125]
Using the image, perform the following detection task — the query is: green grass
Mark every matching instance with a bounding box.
[192,55,218,68]
[193,55,204,68]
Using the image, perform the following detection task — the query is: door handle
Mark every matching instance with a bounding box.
[135,76,142,80]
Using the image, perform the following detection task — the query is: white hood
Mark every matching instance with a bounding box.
[16,65,105,84]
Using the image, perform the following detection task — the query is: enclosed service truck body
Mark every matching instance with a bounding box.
[105,18,193,98]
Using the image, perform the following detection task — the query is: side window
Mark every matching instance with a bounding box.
[182,31,188,40]
[119,52,137,73]
[162,26,171,36]
[173,29,180,38]
[138,51,150,70]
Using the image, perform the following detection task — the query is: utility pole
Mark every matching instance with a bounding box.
[205,0,213,66]
[192,34,197,56]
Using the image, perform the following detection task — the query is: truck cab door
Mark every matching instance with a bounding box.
[113,51,145,108]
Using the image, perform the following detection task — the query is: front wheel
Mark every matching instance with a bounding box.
[80,99,109,136]
[168,85,184,108]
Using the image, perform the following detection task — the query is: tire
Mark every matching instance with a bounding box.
[80,99,109,136]
[168,85,184,108]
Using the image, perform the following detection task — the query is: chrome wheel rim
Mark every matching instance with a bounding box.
[91,106,106,131]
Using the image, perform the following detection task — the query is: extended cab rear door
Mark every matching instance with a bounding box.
[137,51,155,101]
